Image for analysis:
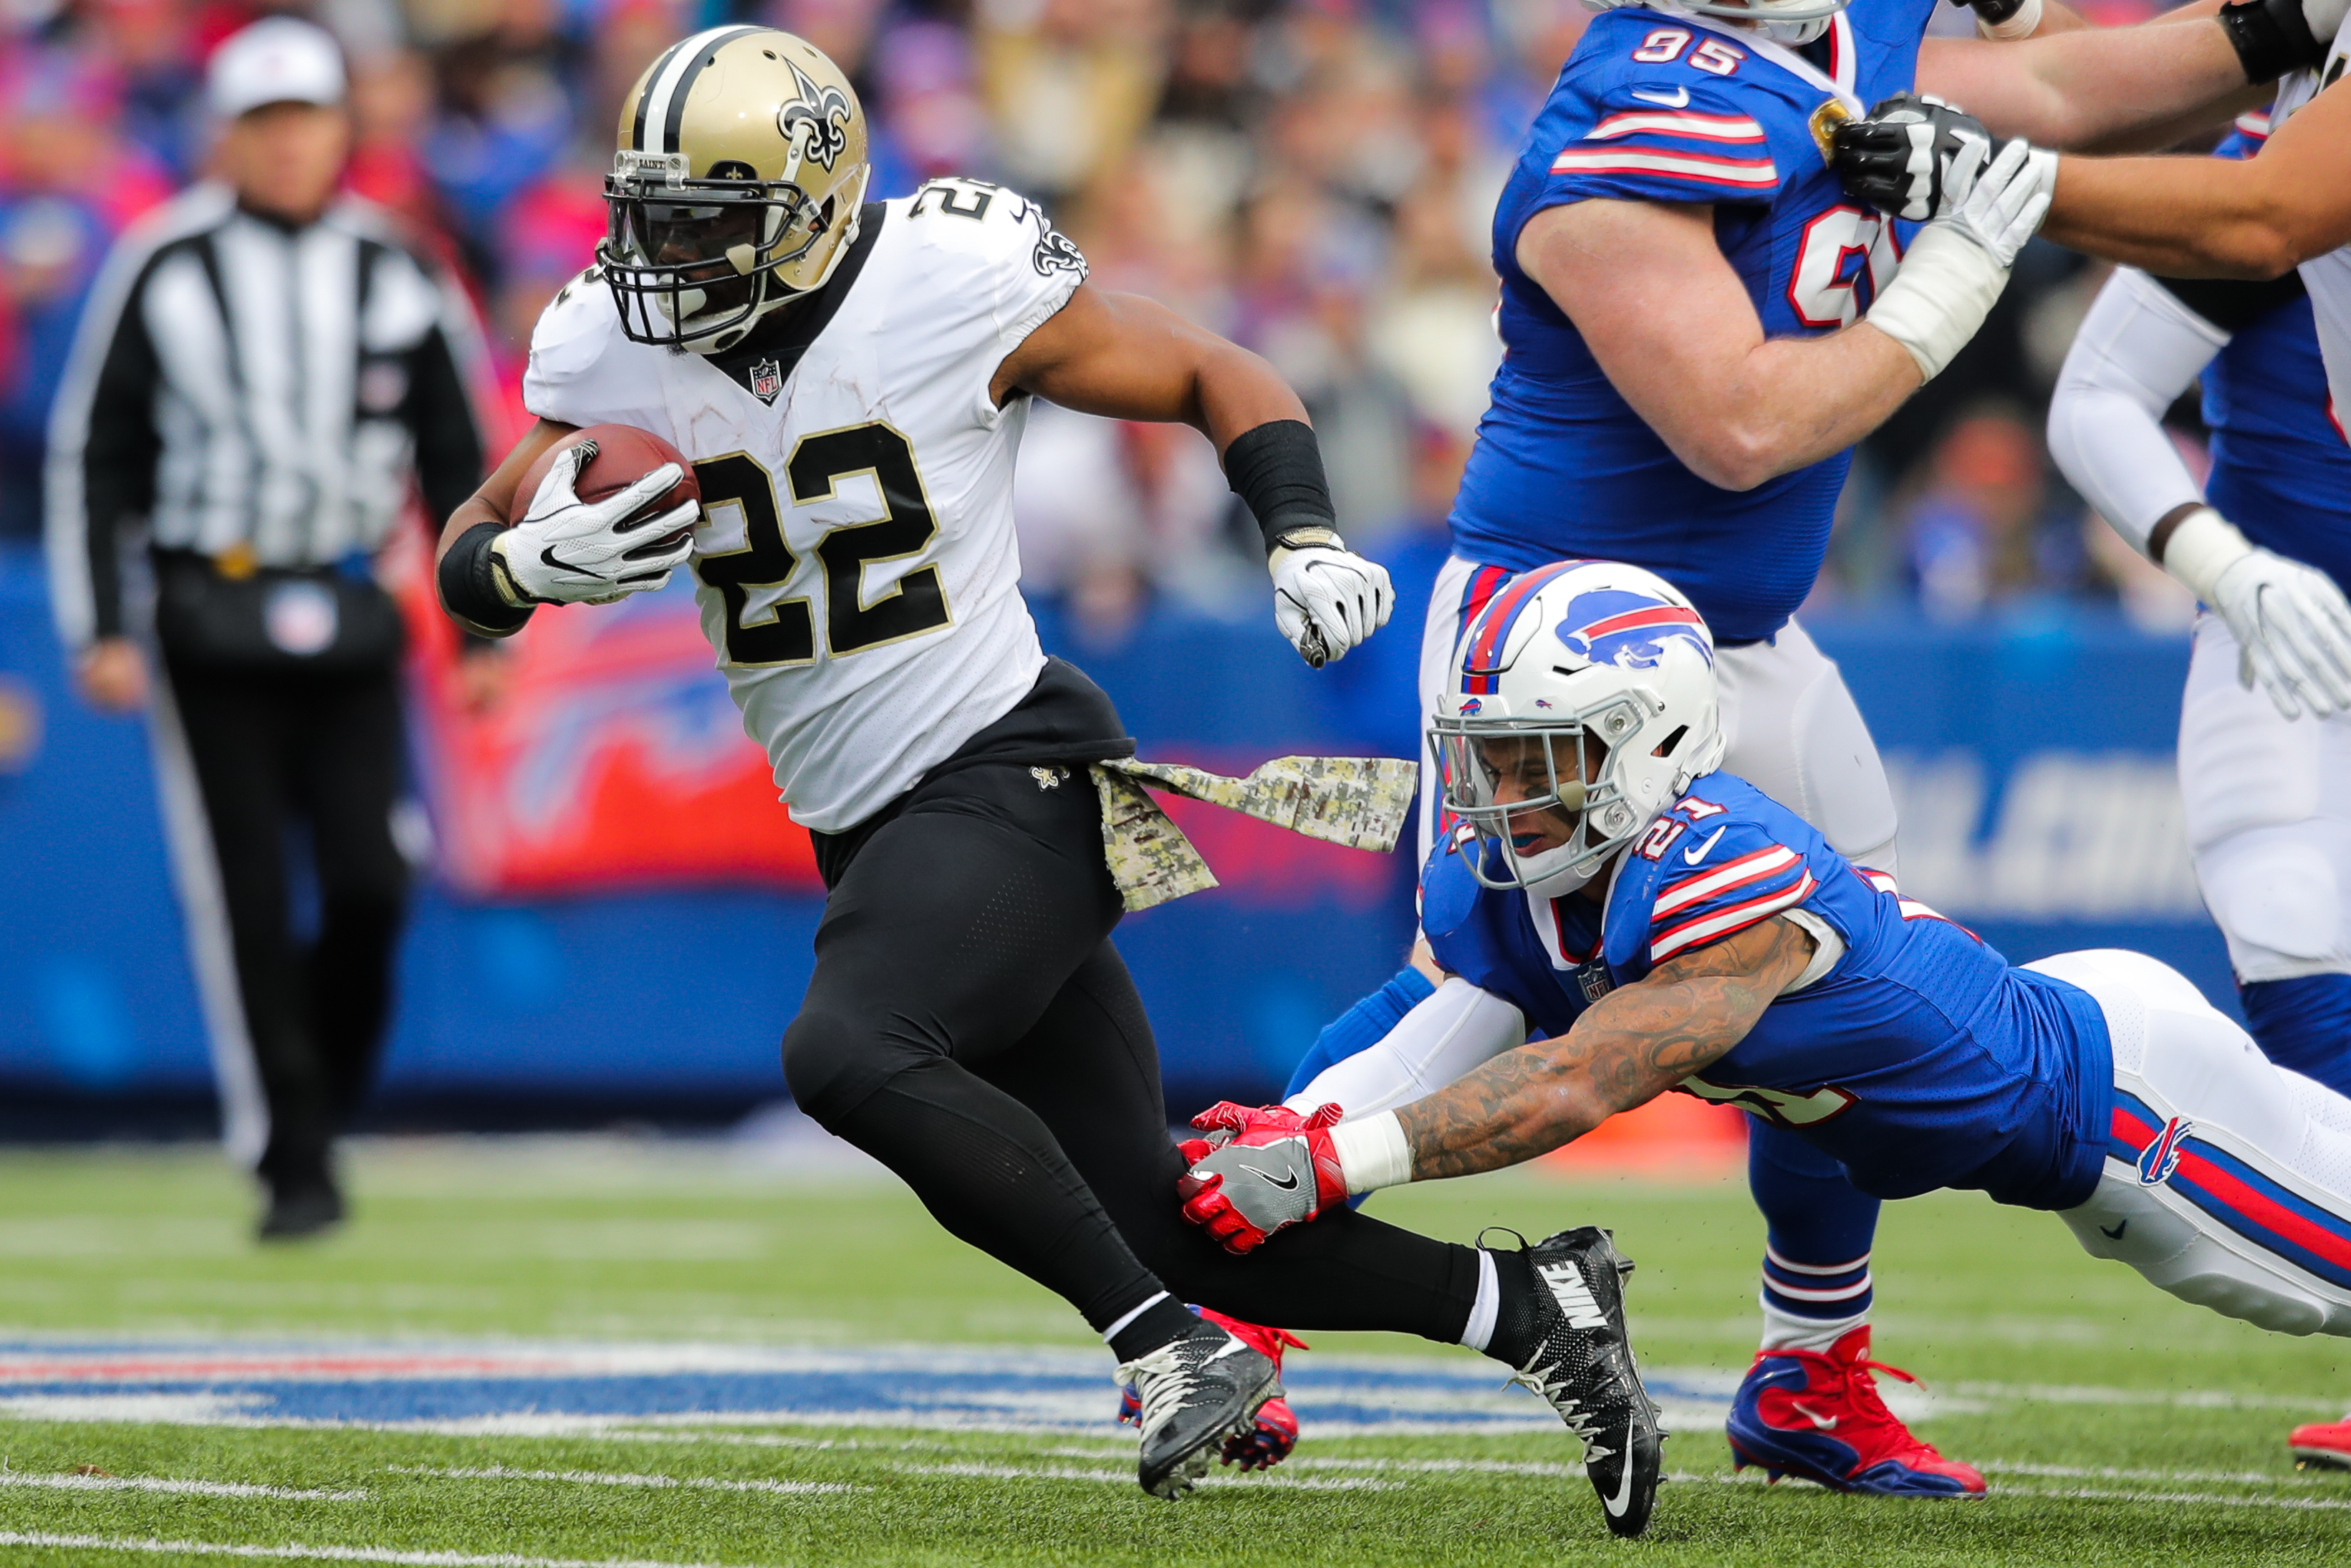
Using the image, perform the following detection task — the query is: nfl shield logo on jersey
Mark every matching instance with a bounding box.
[2138,1115,2193,1187]
[749,357,784,405]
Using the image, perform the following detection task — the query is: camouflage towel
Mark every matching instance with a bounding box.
[1088,755,1418,912]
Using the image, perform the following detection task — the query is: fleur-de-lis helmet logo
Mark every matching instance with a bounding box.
[778,59,852,175]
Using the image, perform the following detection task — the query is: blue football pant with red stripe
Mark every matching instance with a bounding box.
[2030,949,2351,1337]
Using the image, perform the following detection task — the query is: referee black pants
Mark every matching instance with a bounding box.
[163,658,409,1193]
[782,759,1479,1344]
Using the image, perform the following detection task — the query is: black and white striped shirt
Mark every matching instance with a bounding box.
[45,184,487,646]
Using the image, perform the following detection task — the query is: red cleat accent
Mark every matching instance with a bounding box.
[2290,1415,2351,1471]
[1117,1310,1307,1471]
[1729,1327,1986,1496]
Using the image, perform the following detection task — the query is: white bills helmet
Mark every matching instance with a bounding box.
[1580,0,1845,47]
[1433,560,1726,897]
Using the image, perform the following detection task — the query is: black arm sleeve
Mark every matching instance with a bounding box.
[403,323,486,528]
[2150,269,2307,335]
[1221,419,1340,554]
[77,279,164,640]
[437,520,534,638]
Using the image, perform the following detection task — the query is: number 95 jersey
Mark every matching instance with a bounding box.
[1451,0,1933,645]
[522,179,1089,832]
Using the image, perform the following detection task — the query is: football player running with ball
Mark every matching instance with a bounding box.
[434,27,1668,1528]
[2046,106,2351,1471]
[1183,563,2351,1451]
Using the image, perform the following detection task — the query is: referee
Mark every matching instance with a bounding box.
[46,18,488,1238]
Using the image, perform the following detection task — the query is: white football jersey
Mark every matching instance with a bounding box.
[2274,24,2351,418]
[523,179,1089,832]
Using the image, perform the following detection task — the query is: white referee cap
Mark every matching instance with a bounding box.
[209,17,347,120]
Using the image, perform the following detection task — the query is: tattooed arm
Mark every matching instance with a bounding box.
[1393,916,1816,1180]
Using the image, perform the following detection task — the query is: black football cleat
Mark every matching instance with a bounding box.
[1488,1226,1665,1538]
[258,1178,345,1242]
[1115,1314,1279,1499]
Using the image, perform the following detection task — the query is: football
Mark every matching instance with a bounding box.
[516,423,701,544]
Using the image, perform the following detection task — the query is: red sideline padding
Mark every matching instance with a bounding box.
[1540,1092,1747,1178]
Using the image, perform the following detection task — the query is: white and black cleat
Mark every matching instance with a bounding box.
[1115,1314,1279,1499]
[1487,1226,1666,1538]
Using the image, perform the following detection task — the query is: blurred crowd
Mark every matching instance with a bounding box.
[0,0,2209,636]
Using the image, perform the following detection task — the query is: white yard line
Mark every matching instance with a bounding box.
[890,1460,1400,1491]
[1979,1460,2328,1488]
[384,1466,853,1496]
[0,1535,733,1568]
[0,1471,365,1501]
[1657,1469,2351,1512]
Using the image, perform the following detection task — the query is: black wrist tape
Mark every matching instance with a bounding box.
[2218,0,2322,84]
[1223,419,1339,554]
[438,521,534,637]
[1963,0,2025,22]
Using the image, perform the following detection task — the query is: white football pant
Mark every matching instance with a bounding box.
[1416,555,1899,873]
[2029,948,2351,1337]
[2178,612,2351,983]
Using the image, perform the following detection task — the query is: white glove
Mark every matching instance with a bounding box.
[1862,136,2054,382]
[1269,529,1393,667]
[2304,0,2350,62]
[494,440,700,606]
[2164,506,2351,719]
[1941,135,2056,269]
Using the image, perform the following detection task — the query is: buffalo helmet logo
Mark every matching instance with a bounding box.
[1554,588,1711,670]
[2137,1115,2193,1187]
[778,60,853,173]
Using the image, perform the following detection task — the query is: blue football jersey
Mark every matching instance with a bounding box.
[1448,0,1933,643]
[1423,773,2112,1210]
[2200,116,2351,593]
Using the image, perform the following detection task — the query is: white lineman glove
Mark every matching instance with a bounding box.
[1940,135,2057,269]
[2164,506,2351,719]
[1861,136,2054,383]
[494,440,700,605]
[1269,528,1393,667]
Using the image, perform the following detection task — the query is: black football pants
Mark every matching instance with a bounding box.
[781,759,1479,1342]
[163,658,409,1193]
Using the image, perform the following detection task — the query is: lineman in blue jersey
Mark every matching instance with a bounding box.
[2048,106,2351,1471]
[1178,564,2351,1515]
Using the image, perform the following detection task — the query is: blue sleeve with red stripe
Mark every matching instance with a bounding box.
[1630,815,1818,971]
[1534,39,1809,211]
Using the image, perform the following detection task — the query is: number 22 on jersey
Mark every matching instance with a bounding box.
[690,422,956,667]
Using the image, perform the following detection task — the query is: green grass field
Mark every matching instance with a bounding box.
[0,1136,2345,1567]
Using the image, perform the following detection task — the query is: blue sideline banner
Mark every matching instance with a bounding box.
[0,554,2230,1122]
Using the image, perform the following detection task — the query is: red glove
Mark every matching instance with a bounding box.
[1176,1102,1351,1254]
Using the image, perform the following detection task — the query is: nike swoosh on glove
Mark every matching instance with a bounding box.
[1269,539,1393,668]
[1176,1102,1350,1254]
[2212,547,2351,719]
[496,438,701,605]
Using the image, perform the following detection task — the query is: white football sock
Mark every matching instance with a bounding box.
[1102,1290,1171,1345]
[1759,1295,1868,1354]
[1458,1249,1499,1352]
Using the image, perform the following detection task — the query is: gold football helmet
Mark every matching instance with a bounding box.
[600,26,871,353]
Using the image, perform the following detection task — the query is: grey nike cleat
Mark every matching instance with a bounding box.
[1115,1314,1279,1499]
[1486,1226,1666,1537]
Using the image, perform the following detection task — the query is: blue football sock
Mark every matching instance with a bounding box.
[1282,966,1437,1102]
[1749,1122,1880,1348]
[2240,974,2351,1098]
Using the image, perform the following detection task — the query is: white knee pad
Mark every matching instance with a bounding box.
[2179,612,2351,978]
[1715,621,1900,874]
[2063,1170,2351,1337]
[2196,828,2347,974]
